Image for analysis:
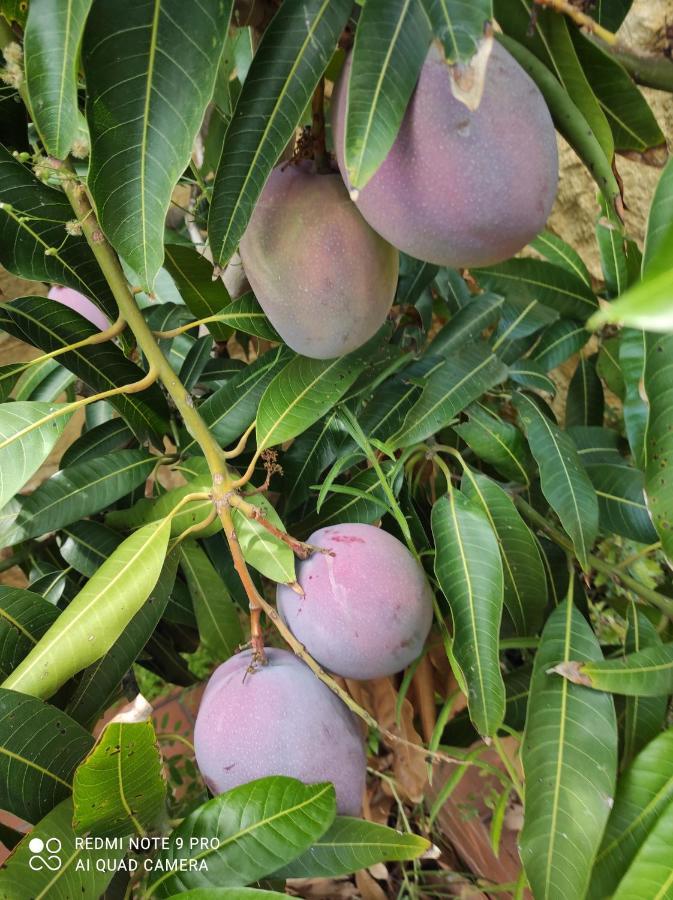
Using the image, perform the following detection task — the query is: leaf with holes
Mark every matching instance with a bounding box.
[83,0,233,289]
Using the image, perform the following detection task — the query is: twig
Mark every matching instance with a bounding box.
[227,492,325,559]
[533,0,618,45]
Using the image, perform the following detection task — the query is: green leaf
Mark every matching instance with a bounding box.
[532,318,588,371]
[208,0,352,265]
[555,644,673,696]
[168,892,288,900]
[462,471,547,635]
[589,729,673,899]
[585,463,658,544]
[73,718,166,838]
[623,607,667,770]
[588,268,673,332]
[0,449,157,549]
[83,0,233,289]
[0,586,60,679]
[442,664,531,746]
[24,0,93,158]
[508,359,556,395]
[59,520,123,577]
[612,798,673,899]
[203,292,280,342]
[643,154,673,278]
[2,517,170,699]
[454,401,533,484]
[0,296,169,440]
[343,0,430,190]
[431,488,505,737]
[565,354,604,427]
[422,0,492,64]
[620,328,649,467]
[231,493,296,584]
[392,343,507,448]
[513,391,599,570]
[280,411,351,512]
[0,145,116,319]
[60,417,134,468]
[0,688,93,822]
[597,335,624,399]
[145,776,336,897]
[520,599,618,900]
[274,816,429,878]
[429,294,503,358]
[477,258,598,322]
[529,230,592,288]
[294,466,394,537]
[643,333,673,562]
[256,354,365,452]
[0,798,122,899]
[180,541,242,660]
[163,243,233,342]
[0,400,72,512]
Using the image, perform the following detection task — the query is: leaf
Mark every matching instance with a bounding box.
[643,333,673,561]
[588,268,673,332]
[422,0,492,64]
[520,599,618,900]
[256,354,365,452]
[643,154,673,278]
[59,520,123,577]
[509,359,556,395]
[274,816,429,878]
[208,0,351,265]
[612,798,673,899]
[620,328,649,468]
[73,718,166,838]
[145,777,336,897]
[532,318,589,371]
[294,466,394,537]
[343,0,430,190]
[0,449,157,549]
[529,230,592,288]
[205,292,280,341]
[180,335,214,391]
[231,493,296,583]
[585,463,658,544]
[555,644,673,696]
[462,471,547,635]
[180,542,242,660]
[0,798,122,899]
[429,294,503,358]
[0,689,93,822]
[0,400,72,512]
[280,411,351,511]
[0,296,169,440]
[589,729,673,899]
[454,401,533,484]
[442,664,532,746]
[2,517,170,699]
[477,258,598,321]
[83,0,233,289]
[0,585,60,679]
[513,391,599,570]
[431,489,505,737]
[565,354,604,427]
[623,607,667,770]
[24,0,93,157]
[392,343,507,448]
[168,892,288,900]
[0,145,116,319]
[60,417,134,468]
[163,243,233,342]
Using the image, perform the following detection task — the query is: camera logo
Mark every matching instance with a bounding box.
[28,837,62,872]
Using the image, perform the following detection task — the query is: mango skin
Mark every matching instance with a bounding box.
[239,162,399,359]
[194,648,366,815]
[277,524,434,680]
[48,285,110,331]
[332,42,559,267]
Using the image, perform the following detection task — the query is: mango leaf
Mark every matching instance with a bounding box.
[0,689,93,822]
[293,466,394,537]
[59,520,123,577]
[24,0,93,157]
[274,816,429,878]
[431,488,505,737]
[566,354,604,427]
[521,599,617,900]
[454,401,533,484]
[513,392,599,570]
[83,0,233,289]
[422,0,492,64]
[392,343,507,447]
[256,354,365,452]
[585,463,658,544]
[0,145,116,319]
[430,294,503,358]
[163,242,233,342]
[60,418,134,468]
[344,0,430,190]
[0,585,59,679]
[0,797,122,899]
[204,292,280,342]
[588,268,673,332]
[2,518,170,699]
[532,318,588,371]
[0,400,72,513]
[477,258,598,321]
[643,154,673,278]
[168,892,287,900]
[208,0,352,265]
[231,493,296,584]
[0,296,169,440]
[595,197,633,298]
[620,328,649,468]
[643,332,673,561]
[529,230,592,288]
[281,411,352,512]
[554,644,673,696]
[443,664,532,747]
[623,607,667,770]
[0,450,157,549]
[508,359,556,395]
[589,729,673,899]
[612,798,673,899]
[180,541,242,660]
[145,777,336,897]
[73,718,166,838]
[462,471,547,635]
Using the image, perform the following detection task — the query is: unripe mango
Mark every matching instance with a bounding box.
[239,162,399,359]
[332,42,558,267]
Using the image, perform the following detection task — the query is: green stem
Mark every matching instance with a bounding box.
[492,733,524,803]
[514,496,673,619]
